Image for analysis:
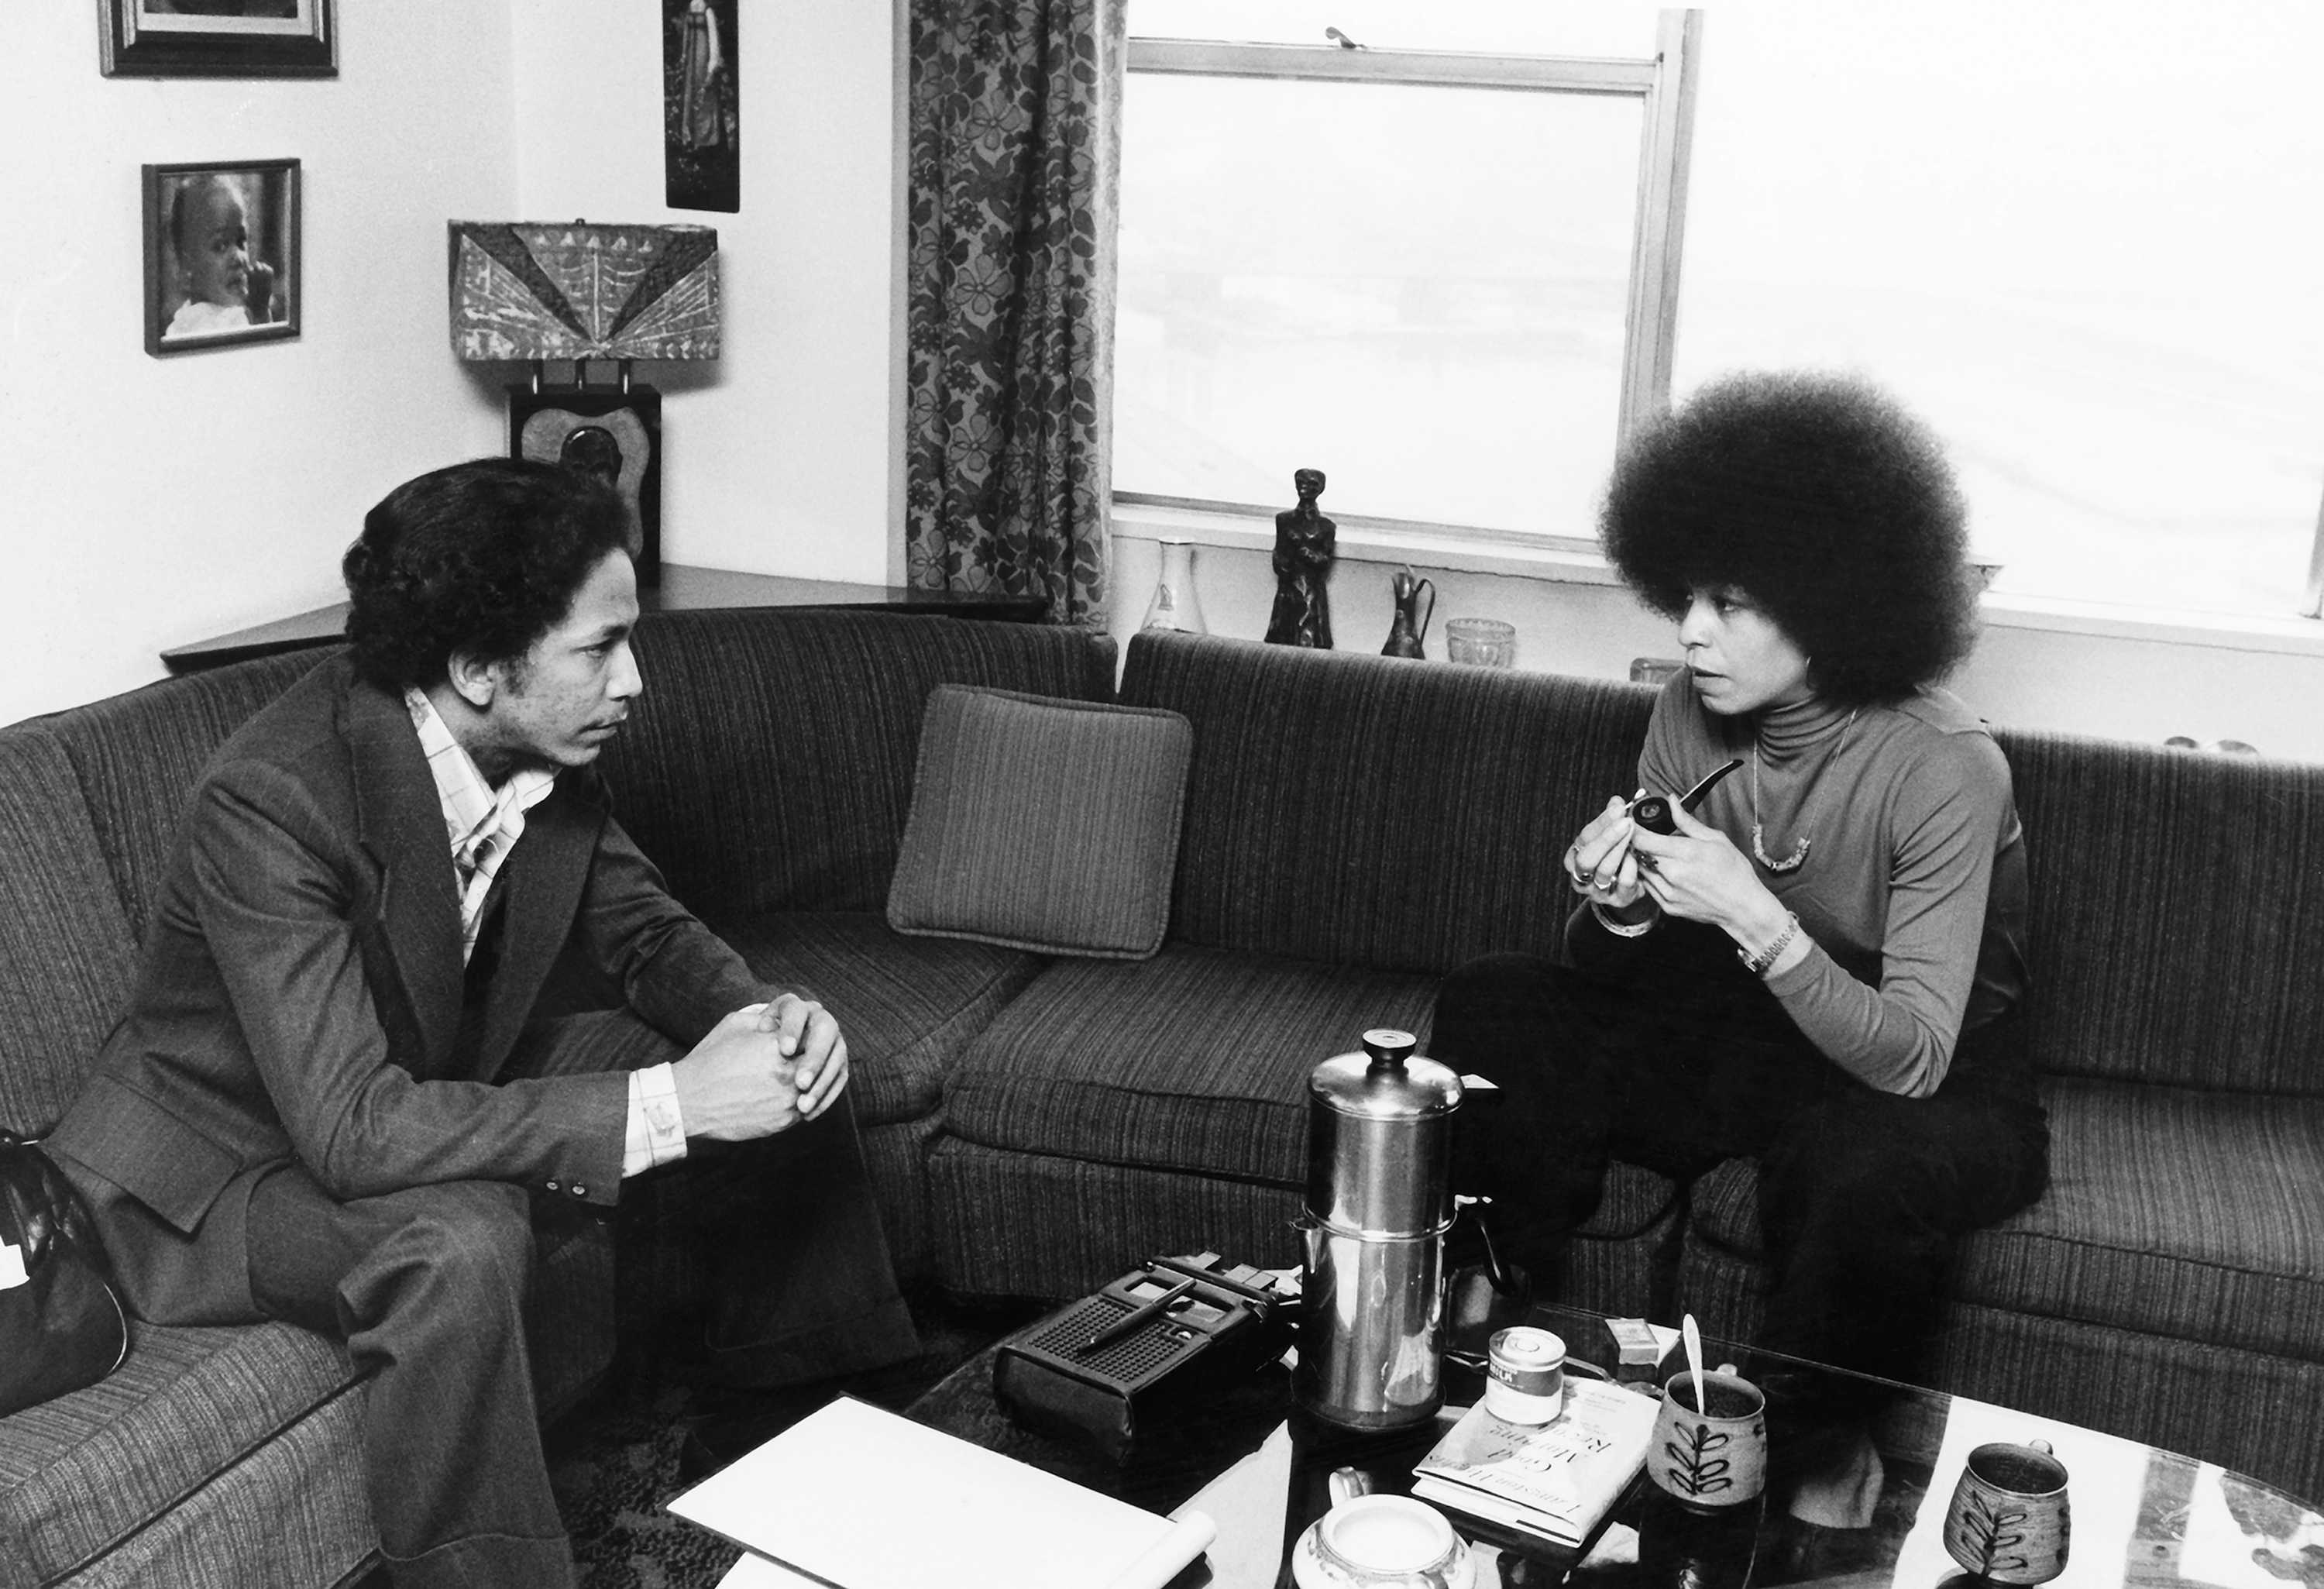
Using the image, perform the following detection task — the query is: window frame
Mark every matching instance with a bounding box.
[1115,12,1704,555]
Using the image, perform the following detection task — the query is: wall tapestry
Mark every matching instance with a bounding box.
[664,0,740,212]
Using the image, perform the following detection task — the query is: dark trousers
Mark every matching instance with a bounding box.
[245,1010,919,1589]
[1430,922,2048,1397]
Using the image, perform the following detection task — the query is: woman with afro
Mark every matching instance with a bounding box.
[1433,370,2048,1519]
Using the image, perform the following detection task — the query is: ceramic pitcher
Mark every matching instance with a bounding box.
[1381,568,1435,659]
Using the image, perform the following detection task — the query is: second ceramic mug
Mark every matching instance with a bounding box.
[1647,1369,1767,1510]
[1942,1439,2071,1585]
[1301,1494,1471,1589]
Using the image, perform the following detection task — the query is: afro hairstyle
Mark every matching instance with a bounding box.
[1599,370,1980,706]
[341,457,632,692]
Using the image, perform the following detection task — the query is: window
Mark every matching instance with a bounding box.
[1670,2,2324,619]
[1116,4,2324,625]
[1114,5,1698,549]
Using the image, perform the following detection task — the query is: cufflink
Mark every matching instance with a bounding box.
[546,1179,562,1192]
[569,1183,587,1197]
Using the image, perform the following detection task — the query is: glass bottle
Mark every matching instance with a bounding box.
[1140,538,1207,634]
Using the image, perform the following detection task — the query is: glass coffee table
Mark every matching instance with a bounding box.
[902,1301,2324,1589]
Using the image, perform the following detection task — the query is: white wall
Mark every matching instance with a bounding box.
[508,0,901,585]
[0,3,516,730]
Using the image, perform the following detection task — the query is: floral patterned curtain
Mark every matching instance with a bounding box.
[904,0,1124,626]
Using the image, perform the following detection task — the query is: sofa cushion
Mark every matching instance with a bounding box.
[1683,1076,2324,1363]
[1997,727,2324,1095]
[0,1317,356,1584]
[0,731,137,1137]
[1957,1078,2324,1359]
[714,910,1048,1124]
[944,945,1684,1233]
[945,945,1440,1182]
[887,686,1192,959]
[1119,632,1655,974]
[42,650,333,942]
[0,1212,613,1584]
[598,610,1117,923]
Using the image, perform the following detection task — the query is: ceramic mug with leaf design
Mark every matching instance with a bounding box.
[1647,1369,1767,1511]
[1942,1439,2071,1585]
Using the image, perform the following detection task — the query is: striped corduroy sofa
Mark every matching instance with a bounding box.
[922,629,2324,1505]
[0,608,1115,1588]
[5,607,2319,1586]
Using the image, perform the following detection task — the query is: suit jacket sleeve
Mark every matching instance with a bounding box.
[191,759,634,1205]
[567,807,771,1048]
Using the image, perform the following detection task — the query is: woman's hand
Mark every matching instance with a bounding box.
[1565,793,1651,912]
[1630,801,1792,948]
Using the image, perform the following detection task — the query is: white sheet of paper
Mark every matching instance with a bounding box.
[715,1552,822,1588]
[669,1395,1215,1589]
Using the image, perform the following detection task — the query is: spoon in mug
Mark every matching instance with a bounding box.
[1683,1312,1707,1414]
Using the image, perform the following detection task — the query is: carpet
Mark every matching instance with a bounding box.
[543,1292,1046,1588]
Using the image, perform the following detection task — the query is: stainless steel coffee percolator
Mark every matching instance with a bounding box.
[1294,1027,1463,1429]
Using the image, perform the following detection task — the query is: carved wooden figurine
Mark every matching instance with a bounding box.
[1266,467,1336,648]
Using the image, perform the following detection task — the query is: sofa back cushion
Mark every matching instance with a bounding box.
[1999,727,2324,1094]
[43,651,339,939]
[599,609,1119,920]
[0,650,322,1131]
[1119,631,1654,974]
[0,731,137,1134]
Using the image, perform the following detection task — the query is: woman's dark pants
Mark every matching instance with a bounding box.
[1430,922,2048,1418]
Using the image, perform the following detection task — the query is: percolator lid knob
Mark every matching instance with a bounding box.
[1361,1028,1418,1067]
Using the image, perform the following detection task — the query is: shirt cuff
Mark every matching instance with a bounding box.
[622,1062,688,1178]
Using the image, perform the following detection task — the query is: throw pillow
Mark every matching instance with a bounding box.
[886,685,1194,959]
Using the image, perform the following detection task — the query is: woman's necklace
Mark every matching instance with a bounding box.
[1750,707,1858,873]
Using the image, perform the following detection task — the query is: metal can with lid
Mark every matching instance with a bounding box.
[1295,1027,1464,1430]
[1484,1326,1566,1423]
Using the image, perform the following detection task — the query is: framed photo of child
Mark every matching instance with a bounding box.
[143,160,301,356]
[99,0,336,78]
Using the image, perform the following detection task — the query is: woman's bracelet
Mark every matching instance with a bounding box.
[1591,900,1658,938]
[1738,911,1801,976]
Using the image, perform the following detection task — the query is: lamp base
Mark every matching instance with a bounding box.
[508,379,662,586]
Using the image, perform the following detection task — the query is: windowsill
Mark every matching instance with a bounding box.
[1109,498,1624,586]
[1109,498,2324,661]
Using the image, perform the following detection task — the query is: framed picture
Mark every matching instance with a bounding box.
[143,160,301,356]
[99,0,336,78]
[510,383,664,583]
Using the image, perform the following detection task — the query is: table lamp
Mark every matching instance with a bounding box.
[448,220,721,584]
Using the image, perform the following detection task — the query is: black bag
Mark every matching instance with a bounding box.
[1,1131,128,1417]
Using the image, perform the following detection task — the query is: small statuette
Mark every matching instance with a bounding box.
[1266,468,1335,648]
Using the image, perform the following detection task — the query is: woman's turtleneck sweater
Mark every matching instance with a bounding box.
[1571,674,2028,1098]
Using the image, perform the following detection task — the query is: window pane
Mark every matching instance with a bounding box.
[1116,71,1643,535]
[1673,1,2324,617]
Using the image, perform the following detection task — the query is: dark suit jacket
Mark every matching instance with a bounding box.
[47,658,766,1325]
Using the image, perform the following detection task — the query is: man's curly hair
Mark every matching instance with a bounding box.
[341,458,631,691]
[1600,370,1979,706]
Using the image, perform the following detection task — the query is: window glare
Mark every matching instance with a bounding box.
[1116,74,1643,534]
[1126,1,1659,58]
[1675,1,2324,617]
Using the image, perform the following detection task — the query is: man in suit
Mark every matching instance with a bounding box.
[46,459,918,1587]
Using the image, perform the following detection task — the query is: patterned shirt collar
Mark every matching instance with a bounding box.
[403,687,559,856]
